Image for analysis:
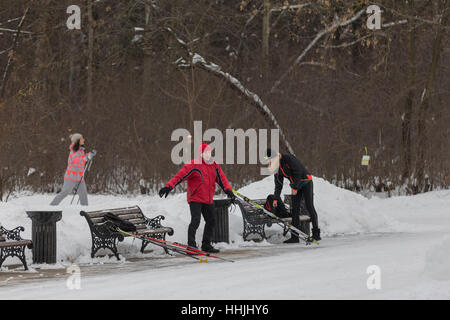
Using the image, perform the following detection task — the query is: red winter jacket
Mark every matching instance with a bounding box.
[166,158,232,204]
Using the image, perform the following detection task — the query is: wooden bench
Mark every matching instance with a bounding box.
[236,195,310,241]
[0,225,33,271]
[80,206,174,260]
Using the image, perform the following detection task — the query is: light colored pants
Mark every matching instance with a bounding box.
[50,179,88,206]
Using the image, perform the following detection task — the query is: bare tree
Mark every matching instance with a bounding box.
[0,7,28,100]
[416,0,450,192]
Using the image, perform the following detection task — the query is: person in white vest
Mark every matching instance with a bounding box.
[50,133,96,206]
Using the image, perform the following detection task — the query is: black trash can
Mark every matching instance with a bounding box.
[26,211,62,264]
[283,195,311,236]
[212,199,231,244]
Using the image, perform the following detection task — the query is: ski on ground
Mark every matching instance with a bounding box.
[116,228,234,263]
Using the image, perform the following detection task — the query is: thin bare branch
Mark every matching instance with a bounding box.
[270,9,365,94]
[0,27,32,34]
[271,3,312,12]
[0,8,29,99]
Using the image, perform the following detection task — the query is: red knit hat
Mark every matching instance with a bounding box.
[198,142,211,156]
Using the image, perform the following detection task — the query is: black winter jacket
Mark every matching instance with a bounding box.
[274,153,312,197]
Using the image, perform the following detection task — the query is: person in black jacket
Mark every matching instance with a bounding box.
[265,148,321,242]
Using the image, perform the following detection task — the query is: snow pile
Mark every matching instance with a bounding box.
[368,189,449,227]
[0,192,245,268]
[424,236,450,281]
[238,176,396,236]
[0,175,439,268]
[410,236,450,299]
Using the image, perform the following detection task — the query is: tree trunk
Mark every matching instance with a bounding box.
[87,0,94,109]
[401,0,416,186]
[262,0,271,73]
[416,0,449,192]
[33,1,51,102]
[143,0,152,98]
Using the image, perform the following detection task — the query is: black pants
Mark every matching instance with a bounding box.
[188,202,216,246]
[291,181,319,238]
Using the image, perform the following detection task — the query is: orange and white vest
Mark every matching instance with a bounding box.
[64,144,89,182]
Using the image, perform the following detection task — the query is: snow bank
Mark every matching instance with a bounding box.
[409,236,450,299]
[0,175,446,268]
[239,176,397,236]
[424,236,450,281]
[365,190,450,232]
[0,192,245,268]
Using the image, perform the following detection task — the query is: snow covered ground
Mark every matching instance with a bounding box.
[0,176,449,299]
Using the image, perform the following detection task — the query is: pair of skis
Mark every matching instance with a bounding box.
[109,188,316,264]
[116,228,234,263]
[232,189,320,246]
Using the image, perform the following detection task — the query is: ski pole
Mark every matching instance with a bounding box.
[116,229,206,261]
[70,157,94,205]
[232,189,319,245]
[117,228,234,262]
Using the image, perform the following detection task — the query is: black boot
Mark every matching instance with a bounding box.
[201,242,220,253]
[312,228,321,241]
[283,236,299,244]
[188,242,198,250]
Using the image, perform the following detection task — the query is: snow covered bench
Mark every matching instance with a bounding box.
[80,206,174,260]
[236,195,310,241]
[0,225,33,271]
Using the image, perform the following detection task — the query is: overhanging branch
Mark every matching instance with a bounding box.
[165,28,295,155]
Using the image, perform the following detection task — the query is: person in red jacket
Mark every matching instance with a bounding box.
[158,143,235,253]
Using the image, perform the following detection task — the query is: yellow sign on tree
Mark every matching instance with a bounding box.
[361,147,370,166]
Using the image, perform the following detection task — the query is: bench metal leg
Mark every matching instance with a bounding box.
[141,233,170,255]
[18,247,28,271]
[0,247,29,271]
[111,247,120,261]
[0,249,6,270]
[91,236,121,260]
[140,240,149,253]
[243,221,266,242]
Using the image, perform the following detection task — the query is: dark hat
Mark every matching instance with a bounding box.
[264,148,278,160]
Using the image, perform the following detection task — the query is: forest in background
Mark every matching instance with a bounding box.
[0,0,449,200]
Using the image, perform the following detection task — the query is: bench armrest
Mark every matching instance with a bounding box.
[0,225,27,241]
[144,215,165,229]
[144,215,174,236]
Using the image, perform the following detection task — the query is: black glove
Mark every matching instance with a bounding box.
[159,186,172,198]
[225,189,236,203]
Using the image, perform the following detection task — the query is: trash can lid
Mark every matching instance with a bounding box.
[213,198,232,207]
[26,211,63,223]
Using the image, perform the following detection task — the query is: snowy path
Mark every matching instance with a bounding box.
[0,229,448,299]
[0,180,448,299]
